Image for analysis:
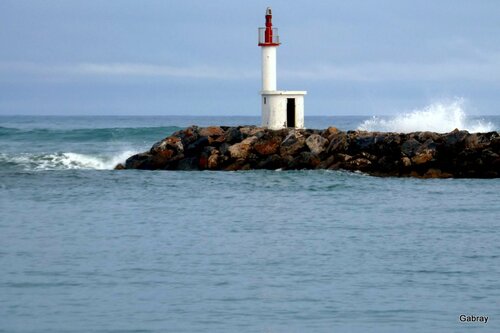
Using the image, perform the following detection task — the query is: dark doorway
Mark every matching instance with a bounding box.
[287,98,296,128]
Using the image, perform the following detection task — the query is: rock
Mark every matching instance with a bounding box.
[288,151,321,169]
[199,126,225,137]
[464,134,479,150]
[491,136,500,150]
[198,126,226,145]
[444,129,468,146]
[125,153,154,170]
[324,126,340,140]
[280,130,306,156]
[224,159,247,171]
[225,127,242,144]
[411,149,435,165]
[419,138,437,151]
[327,132,348,153]
[336,153,353,162]
[401,138,421,157]
[306,134,329,155]
[401,156,412,168]
[240,126,264,137]
[114,163,125,170]
[151,136,184,155]
[257,154,284,170]
[410,139,438,166]
[377,156,398,172]
[174,126,199,146]
[352,134,376,152]
[198,153,209,169]
[481,149,499,163]
[177,157,199,171]
[218,142,230,156]
[316,155,336,169]
[228,136,257,159]
[207,150,221,170]
[345,157,372,171]
[254,135,281,156]
[465,133,496,150]
[326,126,340,136]
[186,136,209,153]
[423,168,453,178]
[416,131,440,143]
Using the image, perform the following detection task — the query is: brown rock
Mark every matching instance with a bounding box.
[254,137,281,156]
[336,153,353,162]
[199,126,225,137]
[207,151,221,170]
[324,127,340,139]
[401,156,412,168]
[409,171,421,177]
[114,163,125,170]
[224,159,247,171]
[411,149,435,165]
[228,136,257,159]
[423,168,453,178]
[157,149,175,159]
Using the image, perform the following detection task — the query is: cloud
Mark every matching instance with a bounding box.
[1,56,500,82]
[0,62,259,80]
[281,55,500,82]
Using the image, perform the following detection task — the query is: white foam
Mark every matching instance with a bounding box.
[357,99,495,133]
[1,150,136,171]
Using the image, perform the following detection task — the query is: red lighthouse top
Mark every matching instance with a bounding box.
[258,7,280,46]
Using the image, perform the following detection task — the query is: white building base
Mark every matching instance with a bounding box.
[261,90,307,129]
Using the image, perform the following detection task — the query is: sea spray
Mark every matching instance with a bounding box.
[357,99,495,133]
[0,150,136,171]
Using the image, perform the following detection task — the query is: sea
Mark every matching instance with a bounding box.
[1,104,500,332]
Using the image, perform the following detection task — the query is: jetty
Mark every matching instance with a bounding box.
[117,126,499,178]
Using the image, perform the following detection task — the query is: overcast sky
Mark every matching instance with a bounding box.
[1,0,499,116]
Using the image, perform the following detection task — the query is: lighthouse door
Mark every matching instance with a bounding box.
[287,98,296,128]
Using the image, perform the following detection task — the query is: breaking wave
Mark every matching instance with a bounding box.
[0,151,135,171]
[357,99,495,133]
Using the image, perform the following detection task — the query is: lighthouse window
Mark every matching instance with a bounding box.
[264,97,267,104]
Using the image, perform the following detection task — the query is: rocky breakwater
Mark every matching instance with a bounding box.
[117,126,500,178]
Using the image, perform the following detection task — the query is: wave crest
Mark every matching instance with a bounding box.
[0,151,135,170]
[357,99,495,133]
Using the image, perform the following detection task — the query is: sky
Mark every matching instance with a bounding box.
[1,0,499,116]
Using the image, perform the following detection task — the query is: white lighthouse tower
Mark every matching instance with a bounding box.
[259,7,306,130]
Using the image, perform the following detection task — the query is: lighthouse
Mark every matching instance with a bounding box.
[259,7,306,130]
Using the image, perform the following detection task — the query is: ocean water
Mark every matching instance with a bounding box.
[1,109,500,332]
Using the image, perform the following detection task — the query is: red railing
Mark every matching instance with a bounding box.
[258,27,280,45]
